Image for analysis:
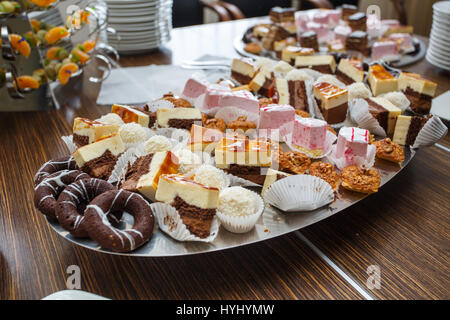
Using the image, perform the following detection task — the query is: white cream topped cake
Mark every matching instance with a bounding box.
[72,117,120,147]
[313,82,348,124]
[156,107,202,130]
[336,58,364,84]
[111,104,153,127]
[367,64,398,96]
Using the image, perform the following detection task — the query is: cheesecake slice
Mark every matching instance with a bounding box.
[111,104,150,127]
[248,66,274,97]
[261,168,290,197]
[366,97,401,136]
[281,46,315,65]
[295,55,336,74]
[72,117,120,147]
[273,37,297,58]
[155,174,219,238]
[121,151,179,201]
[215,138,272,185]
[275,69,311,111]
[72,134,125,180]
[187,124,224,153]
[336,58,364,84]
[367,64,398,96]
[156,107,202,130]
[398,72,437,115]
[269,6,295,23]
[392,115,429,146]
[313,82,348,124]
[231,58,256,85]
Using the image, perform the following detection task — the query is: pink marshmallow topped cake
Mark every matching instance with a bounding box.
[334,25,352,42]
[202,84,231,110]
[219,90,260,114]
[292,117,327,157]
[336,127,369,160]
[371,40,399,61]
[305,21,330,41]
[389,33,414,52]
[258,104,295,141]
[182,75,209,99]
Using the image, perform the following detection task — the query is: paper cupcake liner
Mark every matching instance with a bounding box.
[264,175,334,212]
[216,189,264,233]
[153,127,191,145]
[328,144,376,170]
[150,202,219,242]
[349,99,387,137]
[214,106,260,125]
[107,148,143,185]
[61,135,77,154]
[412,116,448,149]
[284,130,337,159]
[378,92,410,112]
[297,68,326,81]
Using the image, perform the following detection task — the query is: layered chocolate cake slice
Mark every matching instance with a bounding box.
[231,58,256,85]
[215,138,272,185]
[156,108,202,130]
[248,66,274,97]
[299,31,319,51]
[313,82,348,124]
[336,58,364,84]
[72,134,125,180]
[398,72,437,115]
[155,174,219,239]
[121,151,179,201]
[269,7,295,23]
[341,4,358,21]
[348,12,366,31]
[72,117,120,147]
[275,69,311,111]
[346,31,369,56]
[366,97,401,136]
[393,115,429,146]
[367,64,398,96]
[295,55,336,74]
[111,104,153,127]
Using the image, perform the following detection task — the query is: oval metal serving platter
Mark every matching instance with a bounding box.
[46,146,415,257]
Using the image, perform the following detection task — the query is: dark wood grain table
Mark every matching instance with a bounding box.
[1,18,449,300]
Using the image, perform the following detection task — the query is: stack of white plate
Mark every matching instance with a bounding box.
[426,1,450,71]
[105,0,172,54]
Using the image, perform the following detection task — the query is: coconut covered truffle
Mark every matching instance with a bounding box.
[316,75,346,88]
[380,91,409,111]
[118,123,148,143]
[348,82,372,101]
[285,69,312,81]
[144,135,172,154]
[273,60,293,74]
[193,164,228,190]
[254,57,274,71]
[174,149,202,174]
[218,187,256,217]
[97,113,124,126]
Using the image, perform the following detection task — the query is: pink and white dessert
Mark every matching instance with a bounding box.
[336,127,369,159]
[333,25,352,42]
[182,75,209,99]
[258,104,295,141]
[313,11,329,24]
[291,117,327,157]
[381,19,400,28]
[202,84,232,110]
[371,40,399,61]
[218,90,260,114]
[326,9,341,27]
[389,33,414,52]
[306,21,331,42]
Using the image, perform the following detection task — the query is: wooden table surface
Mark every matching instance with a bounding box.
[1,18,449,300]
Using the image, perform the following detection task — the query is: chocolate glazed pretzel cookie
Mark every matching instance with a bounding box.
[56,178,120,238]
[34,156,78,186]
[84,190,154,252]
[34,170,90,219]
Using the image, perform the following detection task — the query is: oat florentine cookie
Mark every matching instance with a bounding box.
[340,166,380,194]
[308,161,340,191]
[227,116,257,132]
[204,117,227,132]
[373,138,405,163]
[162,92,192,108]
[245,42,262,54]
[279,151,311,174]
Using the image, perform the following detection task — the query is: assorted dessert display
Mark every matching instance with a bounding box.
[33,13,447,254]
[241,5,422,65]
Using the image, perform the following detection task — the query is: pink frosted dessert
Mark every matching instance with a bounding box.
[182,75,209,99]
[336,127,369,159]
[371,40,399,61]
[296,13,310,32]
[333,25,352,42]
[381,19,400,28]
[218,90,260,114]
[258,104,295,141]
[306,21,330,41]
[389,33,414,52]
[313,11,329,24]
[202,84,231,110]
[291,117,327,157]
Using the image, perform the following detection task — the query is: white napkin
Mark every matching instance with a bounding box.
[96,55,231,105]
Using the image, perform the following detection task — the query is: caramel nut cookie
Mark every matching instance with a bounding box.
[308,161,340,191]
[373,138,405,163]
[279,151,311,174]
[340,166,380,194]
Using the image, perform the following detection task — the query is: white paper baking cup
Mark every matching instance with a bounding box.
[107,147,144,185]
[264,175,334,212]
[216,189,264,233]
[328,144,376,170]
[284,130,337,159]
[349,98,387,137]
[153,127,191,146]
[412,116,448,149]
[214,106,260,125]
[61,135,77,154]
[150,202,219,242]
